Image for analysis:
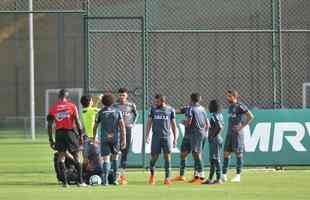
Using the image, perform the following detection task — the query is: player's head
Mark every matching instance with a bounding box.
[190,93,201,104]
[227,90,239,104]
[58,89,69,100]
[101,94,115,107]
[80,95,93,108]
[154,94,167,108]
[118,87,128,103]
[209,99,221,113]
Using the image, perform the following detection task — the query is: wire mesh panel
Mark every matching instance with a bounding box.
[88,18,144,110]
[148,32,273,108]
[281,0,310,29]
[282,32,310,108]
[88,0,144,17]
[148,0,272,30]
[0,0,85,11]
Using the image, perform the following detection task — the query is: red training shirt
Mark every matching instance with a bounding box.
[48,100,78,130]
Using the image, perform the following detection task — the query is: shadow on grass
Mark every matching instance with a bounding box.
[0,181,58,187]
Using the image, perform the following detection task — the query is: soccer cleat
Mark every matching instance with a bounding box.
[201,179,213,184]
[213,179,223,184]
[164,179,172,185]
[148,175,156,185]
[191,178,204,185]
[62,183,70,188]
[231,175,241,183]
[189,176,199,183]
[172,176,186,182]
[221,174,228,182]
[119,175,128,185]
[77,182,88,187]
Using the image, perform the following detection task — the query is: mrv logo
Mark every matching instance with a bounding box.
[244,122,310,152]
[130,122,310,154]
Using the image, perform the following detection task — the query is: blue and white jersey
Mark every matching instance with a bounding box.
[149,106,176,138]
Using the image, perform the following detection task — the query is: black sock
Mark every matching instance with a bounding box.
[214,159,221,180]
[209,160,215,181]
[58,162,68,185]
[73,160,83,184]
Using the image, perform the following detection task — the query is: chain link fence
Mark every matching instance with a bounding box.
[86,0,310,109]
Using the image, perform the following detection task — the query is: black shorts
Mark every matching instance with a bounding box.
[55,129,80,153]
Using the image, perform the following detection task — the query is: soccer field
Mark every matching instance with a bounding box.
[0,138,309,200]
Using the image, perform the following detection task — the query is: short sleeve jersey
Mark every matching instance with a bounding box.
[114,101,138,127]
[81,107,99,137]
[48,100,78,130]
[227,102,249,133]
[95,106,123,141]
[149,106,175,138]
[186,103,208,130]
[209,113,224,138]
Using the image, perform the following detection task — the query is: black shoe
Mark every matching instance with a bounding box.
[202,179,213,184]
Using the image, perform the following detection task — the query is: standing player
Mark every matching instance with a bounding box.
[93,94,126,186]
[146,94,177,185]
[203,100,224,184]
[47,89,86,187]
[80,95,99,171]
[221,90,254,182]
[114,88,138,185]
[186,93,209,184]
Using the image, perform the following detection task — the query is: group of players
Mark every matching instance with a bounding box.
[47,88,254,187]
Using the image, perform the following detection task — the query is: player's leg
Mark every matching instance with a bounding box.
[162,138,172,184]
[120,128,132,184]
[222,134,232,182]
[68,131,86,186]
[205,139,216,184]
[231,132,244,182]
[111,143,120,185]
[191,133,205,184]
[100,143,111,186]
[174,138,190,181]
[55,131,69,187]
[149,137,160,184]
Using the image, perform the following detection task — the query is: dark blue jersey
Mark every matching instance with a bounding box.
[209,112,224,138]
[186,103,208,131]
[149,106,175,138]
[227,102,248,134]
[95,106,123,142]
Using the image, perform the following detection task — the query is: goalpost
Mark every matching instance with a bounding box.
[44,88,84,127]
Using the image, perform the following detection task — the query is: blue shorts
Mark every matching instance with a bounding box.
[190,130,207,153]
[208,136,223,160]
[224,130,245,153]
[180,136,191,153]
[151,136,171,155]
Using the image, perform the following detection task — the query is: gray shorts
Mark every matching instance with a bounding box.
[151,136,171,155]
[100,142,120,157]
[190,130,207,153]
[224,129,245,153]
[180,136,191,153]
[208,136,223,160]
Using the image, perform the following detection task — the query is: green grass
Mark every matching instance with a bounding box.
[0,138,310,200]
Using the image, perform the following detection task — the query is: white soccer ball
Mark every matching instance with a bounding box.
[89,175,102,186]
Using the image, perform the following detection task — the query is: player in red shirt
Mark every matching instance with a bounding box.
[47,89,87,187]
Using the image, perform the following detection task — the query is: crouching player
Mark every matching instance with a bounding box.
[221,90,254,182]
[203,100,224,184]
[146,94,178,185]
[93,94,126,186]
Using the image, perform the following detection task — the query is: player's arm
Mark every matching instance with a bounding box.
[171,119,178,148]
[132,103,139,125]
[146,117,152,144]
[93,112,100,142]
[46,114,55,150]
[213,116,224,137]
[73,107,84,145]
[118,118,126,150]
[241,111,254,128]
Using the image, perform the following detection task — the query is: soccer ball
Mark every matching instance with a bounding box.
[89,175,102,186]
